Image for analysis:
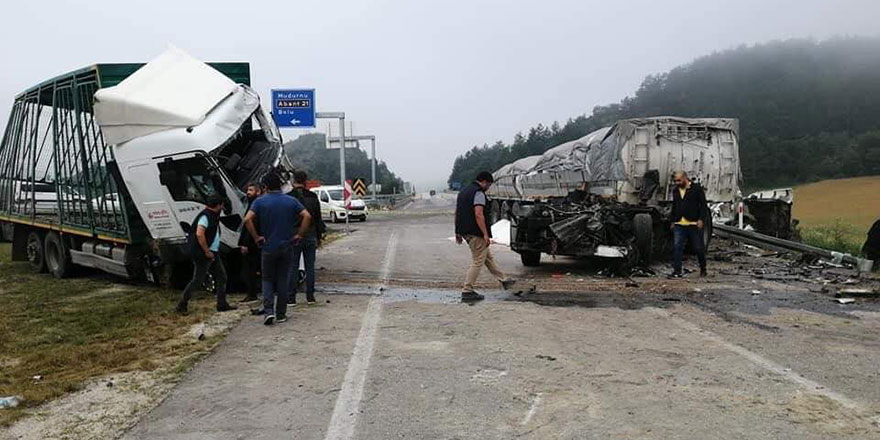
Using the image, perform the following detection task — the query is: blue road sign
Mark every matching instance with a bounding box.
[271,89,315,128]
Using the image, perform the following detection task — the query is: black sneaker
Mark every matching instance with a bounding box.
[699,269,708,277]
[217,304,237,312]
[264,314,276,326]
[667,272,684,279]
[276,315,288,323]
[500,279,517,290]
[287,296,297,306]
[461,291,485,302]
[307,296,316,305]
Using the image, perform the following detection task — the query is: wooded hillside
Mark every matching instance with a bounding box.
[284,133,404,193]
[448,38,880,190]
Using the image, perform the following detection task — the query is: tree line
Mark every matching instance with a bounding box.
[284,133,405,194]
[448,37,880,190]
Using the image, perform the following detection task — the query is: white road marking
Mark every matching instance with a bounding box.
[520,393,543,425]
[651,308,860,409]
[324,232,398,440]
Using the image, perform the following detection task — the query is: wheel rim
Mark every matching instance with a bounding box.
[27,237,41,265]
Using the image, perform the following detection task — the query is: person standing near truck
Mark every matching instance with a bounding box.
[244,171,312,325]
[176,196,236,315]
[287,170,325,306]
[238,182,263,302]
[455,171,516,301]
[669,171,708,278]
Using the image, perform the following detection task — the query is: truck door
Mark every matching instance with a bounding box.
[155,154,246,247]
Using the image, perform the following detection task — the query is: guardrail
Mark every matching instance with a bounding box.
[366,194,413,210]
[714,223,874,273]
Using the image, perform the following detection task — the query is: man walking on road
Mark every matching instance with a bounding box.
[238,182,262,302]
[455,171,515,301]
[669,171,708,278]
[287,170,325,306]
[244,171,312,325]
[176,196,236,315]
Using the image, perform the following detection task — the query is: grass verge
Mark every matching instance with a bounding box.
[0,243,228,427]
[800,220,864,256]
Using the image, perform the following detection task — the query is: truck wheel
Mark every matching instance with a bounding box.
[520,251,541,267]
[44,232,72,278]
[633,213,653,265]
[702,213,713,249]
[26,231,46,273]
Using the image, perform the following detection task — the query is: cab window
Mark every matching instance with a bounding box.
[319,191,329,203]
[157,156,231,213]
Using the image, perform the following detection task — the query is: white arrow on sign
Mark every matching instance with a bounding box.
[292,119,301,125]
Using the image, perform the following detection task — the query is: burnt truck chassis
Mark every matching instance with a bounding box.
[497,196,711,269]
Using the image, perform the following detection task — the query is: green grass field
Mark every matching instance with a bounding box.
[0,244,226,427]
[793,175,880,255]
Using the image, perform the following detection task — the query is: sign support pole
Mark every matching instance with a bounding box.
[316,112,349,233]
[339,117,349,232]
[371,138,377,201]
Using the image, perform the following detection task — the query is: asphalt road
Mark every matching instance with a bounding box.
[125,193,880,439]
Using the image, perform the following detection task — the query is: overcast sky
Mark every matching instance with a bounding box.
[2,0,879,190]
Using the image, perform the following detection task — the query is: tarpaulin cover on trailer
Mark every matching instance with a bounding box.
[93,46,240,145]
[500,117,738,182]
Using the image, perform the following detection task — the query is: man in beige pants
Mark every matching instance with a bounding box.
[455,171,515,301]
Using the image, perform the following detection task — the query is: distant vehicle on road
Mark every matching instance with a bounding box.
[429,190,437,197]
[313,185,368,222]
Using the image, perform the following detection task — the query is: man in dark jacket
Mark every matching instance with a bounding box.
[176,196,236,314]
[455,171,515,301]
[669,171,708,278]
[238,182,262,302]
[287,170,325,305]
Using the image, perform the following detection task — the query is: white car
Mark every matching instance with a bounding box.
[312,185,368,223]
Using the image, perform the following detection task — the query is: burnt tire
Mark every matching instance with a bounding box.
[633,213,654,265]
[26,231,46,273]
[520,250,541,267]
[44,232,72,278]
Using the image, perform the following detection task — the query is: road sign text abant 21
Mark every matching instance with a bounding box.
[271,89,315,128]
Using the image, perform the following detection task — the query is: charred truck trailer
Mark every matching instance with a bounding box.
[0,48,288,285]
[487,117,741,267]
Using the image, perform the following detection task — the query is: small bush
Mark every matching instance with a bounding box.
[801,220,864,255]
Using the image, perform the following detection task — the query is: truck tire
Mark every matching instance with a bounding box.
[26,231,46,273]
[520,250,541,267]
[702,210,713,249]
[633,213,654,265]
[44,232,73,278]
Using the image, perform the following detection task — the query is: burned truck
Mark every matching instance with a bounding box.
[487,117,741,266]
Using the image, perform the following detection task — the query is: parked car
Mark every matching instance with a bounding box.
[312,185,368,222]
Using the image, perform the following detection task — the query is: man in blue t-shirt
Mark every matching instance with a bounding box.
[244,170,312,325]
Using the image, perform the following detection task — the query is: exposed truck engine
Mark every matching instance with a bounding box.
[487,117,742,267]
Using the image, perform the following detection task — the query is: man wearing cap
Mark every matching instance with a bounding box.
[176,196,236,314]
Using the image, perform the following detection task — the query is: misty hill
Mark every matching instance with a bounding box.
[448,37,880,190]
[284,133,404,194]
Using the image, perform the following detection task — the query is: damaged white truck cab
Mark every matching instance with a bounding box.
[0,48,287,285]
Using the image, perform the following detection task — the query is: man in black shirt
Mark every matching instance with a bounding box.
[455,171,515,301]
[669,171,708,278]
[287,170,325,305]
[238,182,262,302]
